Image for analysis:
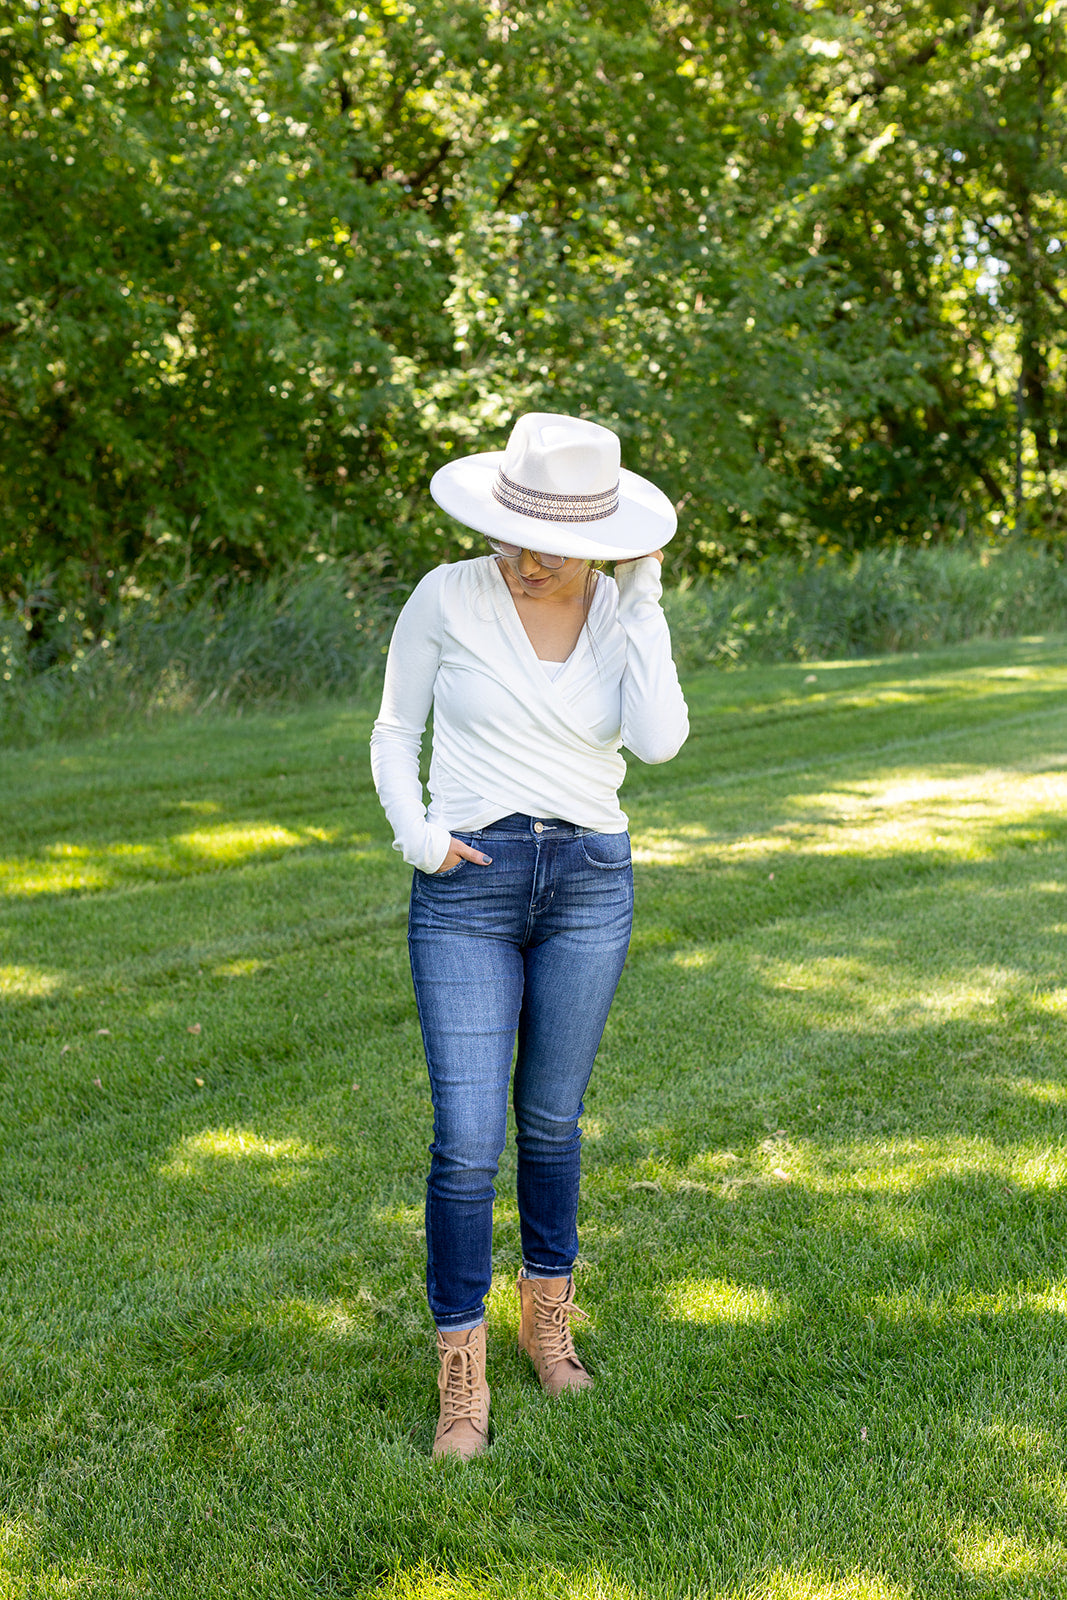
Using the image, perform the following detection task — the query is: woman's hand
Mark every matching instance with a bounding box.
[434,838,493,873]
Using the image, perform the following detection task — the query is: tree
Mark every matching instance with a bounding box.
[1,0,1064,599]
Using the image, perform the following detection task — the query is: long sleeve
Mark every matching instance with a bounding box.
[614,556,689,763]
[370,556,687,862]
[369,571,455,873]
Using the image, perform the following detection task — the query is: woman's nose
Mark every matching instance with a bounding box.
[517,549,541,576]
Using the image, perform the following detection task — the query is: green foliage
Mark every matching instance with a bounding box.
[1,1,1066,594]
[0,0,456,584]
[0,558,400,746]
[6,540,1067,748]
[664,540,1067,668]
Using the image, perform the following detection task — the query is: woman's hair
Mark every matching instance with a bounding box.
[582,564,605,670]
[582,564,600,621]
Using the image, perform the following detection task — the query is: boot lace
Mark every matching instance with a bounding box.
[534,1284,589,1369]
[437,1339,482,1427]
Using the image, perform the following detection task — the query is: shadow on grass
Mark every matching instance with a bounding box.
[19,1156,1063,1595]
[11,956,1061,1593]
[3,633,1067,906]
[3,642,1067,1595]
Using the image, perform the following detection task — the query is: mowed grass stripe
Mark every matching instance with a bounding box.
[1,635,1066,1599]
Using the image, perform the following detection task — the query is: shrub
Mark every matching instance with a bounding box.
[4,542,1066,749]
[663,543,1067,672]
[0,564,401,748]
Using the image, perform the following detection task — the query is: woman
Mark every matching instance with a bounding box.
[370,412,689,1459]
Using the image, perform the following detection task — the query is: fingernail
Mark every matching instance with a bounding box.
[481,855,492,864]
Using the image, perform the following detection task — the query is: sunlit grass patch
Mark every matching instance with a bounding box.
[786,765,1067,860]
[686,1149,743,1177]
[0,1515,35,1565]
[670,947,721,970]
[485,1273,522,1334]
[635,763,1067,875]
[0,963,64,998]
[754,952,1022,1027]
[1000,1075,1067,1106]
[0,815,353,901]
[177,820,340,862]
[160,1127,327,1181]
[796,1137,1067,1197]
[265,1295,374,1342]
[372,1202,424,1232]
[631,824,721,865]
[4,639,1067,1598]
[666,1277,785,1325]
[754,1573,913,1600]
[382,1564,651,1600]
[211,957,268,979]
[954,1527,1067,1585]
[1033,987,1067,1016]
[0,845,111,895]
[868,1284,1067,1323]
[0,1532,119,1600]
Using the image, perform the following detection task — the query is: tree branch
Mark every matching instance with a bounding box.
[495,132,543,210]
[401,138,453,195]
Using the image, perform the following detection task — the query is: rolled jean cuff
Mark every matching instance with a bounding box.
[522,1262,574,1281]
[435,1312,485,1333]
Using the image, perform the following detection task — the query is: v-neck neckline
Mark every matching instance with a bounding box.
[488,556,597,677]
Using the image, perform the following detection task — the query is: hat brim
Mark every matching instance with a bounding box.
[429,451,677,561]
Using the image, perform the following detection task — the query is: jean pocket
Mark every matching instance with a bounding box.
[578,831,632,870]
[428,860,466,880]
[416,834,476,883]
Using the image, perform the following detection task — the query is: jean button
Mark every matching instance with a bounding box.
[533,821,544,834]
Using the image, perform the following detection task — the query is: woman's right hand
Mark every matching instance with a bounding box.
[434,838,493,873]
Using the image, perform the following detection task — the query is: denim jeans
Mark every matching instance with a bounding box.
[408,814,633,1330]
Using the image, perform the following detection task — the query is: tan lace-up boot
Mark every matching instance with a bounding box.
[432,1323,490,1460]
[516,1273,593,1396]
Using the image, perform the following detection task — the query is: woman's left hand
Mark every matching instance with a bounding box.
[434,837,493,873]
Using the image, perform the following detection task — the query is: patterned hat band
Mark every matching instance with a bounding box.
[491,467,620,523]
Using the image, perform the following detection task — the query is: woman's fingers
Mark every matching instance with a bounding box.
[455,840,493,865]
[433,838,493,873]
[616,549,664,567]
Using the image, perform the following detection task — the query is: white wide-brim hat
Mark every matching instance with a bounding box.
[429,412,676,561]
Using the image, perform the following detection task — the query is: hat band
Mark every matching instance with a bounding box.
[492,468,620,523]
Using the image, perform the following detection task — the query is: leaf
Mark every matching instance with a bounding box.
[187,1023,202,1035]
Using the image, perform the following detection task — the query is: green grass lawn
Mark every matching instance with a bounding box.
[3,636,1067,1600]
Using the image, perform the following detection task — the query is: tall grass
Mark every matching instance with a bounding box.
[4,541,1067,747]
[663,540,1067,671]
[0,565,400,747]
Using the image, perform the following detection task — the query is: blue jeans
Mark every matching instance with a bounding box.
[408,814,633,1330]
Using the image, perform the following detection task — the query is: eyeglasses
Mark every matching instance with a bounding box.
[484,537,568,571]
